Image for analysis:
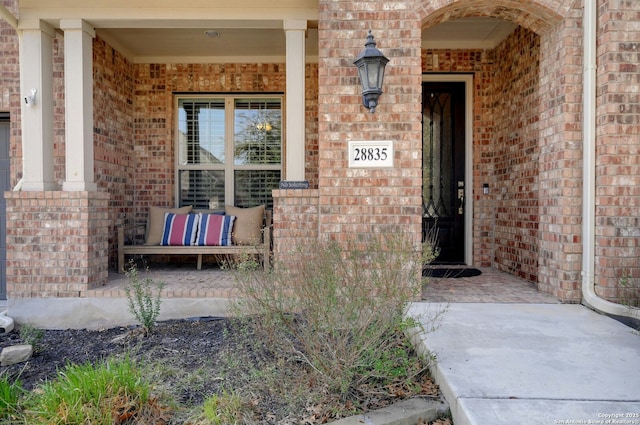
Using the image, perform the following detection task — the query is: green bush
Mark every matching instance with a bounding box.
[124,261,165,335]
[232,232,441,399]
[24,357,154,425]
[19,324,45,354]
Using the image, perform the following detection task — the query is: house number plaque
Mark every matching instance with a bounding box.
[348,140,394,168]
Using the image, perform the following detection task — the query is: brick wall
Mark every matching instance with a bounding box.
[6,27,320,275]
[491,27,541,283]
[423,0,582,302]
[4,191,110,297]
[419,0,571,33]
[0,0,20,185]
[272,189,319,267]
[53,35,65,184]
[93,38,136,266]
[317,1,423,248]
[4,34,132,292]
[89,57,318,267]
[305,63,320,189]
[0,0,17,112]
[536,8,584,302]
[594,0,640,303]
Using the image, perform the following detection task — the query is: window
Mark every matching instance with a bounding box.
[176,96,282,209]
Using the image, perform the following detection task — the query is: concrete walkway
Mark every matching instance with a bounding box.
[408,303,640,425]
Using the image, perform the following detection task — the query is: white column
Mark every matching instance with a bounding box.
[61,19,97,191]
[283,20,306,181]
[19,20,57,191]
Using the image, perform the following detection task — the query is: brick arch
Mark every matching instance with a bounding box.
[416,0,566,34]
[415,0,585,302]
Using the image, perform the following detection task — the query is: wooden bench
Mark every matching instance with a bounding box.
[118,210,271,272]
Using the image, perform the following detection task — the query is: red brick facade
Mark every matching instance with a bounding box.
[272,188,319,268]
[316,0,423,249]
[0,0,19,179]
[594,0,640,303]
[4,191,109,298]
[1,0,639,305]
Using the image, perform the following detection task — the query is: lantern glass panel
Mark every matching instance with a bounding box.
[377,65,386,89]
[367,61,380,91]
[358,65,368,91]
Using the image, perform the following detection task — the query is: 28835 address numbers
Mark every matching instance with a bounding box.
[348,140,394,168]
[353,146,388,162]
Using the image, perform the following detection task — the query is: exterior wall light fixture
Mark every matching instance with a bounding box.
[353,30,389,113]
[24,88,37,106]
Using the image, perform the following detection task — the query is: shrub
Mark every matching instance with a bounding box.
[19,324,45,354]
[231,232,442,399]
[124,261,165,335]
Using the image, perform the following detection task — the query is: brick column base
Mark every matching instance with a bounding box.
[4,191,110,298]
[272,189,319,269]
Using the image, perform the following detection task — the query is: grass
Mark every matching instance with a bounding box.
[619,273,640,310]
[196,389,248,425]
[22,357,163,425]
[0,374,24,422]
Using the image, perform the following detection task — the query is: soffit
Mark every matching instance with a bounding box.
[95,27,319,64]
[423,17,518,49]
[17,2,517,63]
[95,17,515,63]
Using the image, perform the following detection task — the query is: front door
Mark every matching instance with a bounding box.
[422,82,465,264]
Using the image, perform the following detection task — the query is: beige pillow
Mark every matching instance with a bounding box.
[144,206,193,245]
[225,205,265,245]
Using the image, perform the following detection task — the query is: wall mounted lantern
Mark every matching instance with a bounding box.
[353,30,389,113]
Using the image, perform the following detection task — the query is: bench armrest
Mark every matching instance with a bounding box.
[118,223,146,272]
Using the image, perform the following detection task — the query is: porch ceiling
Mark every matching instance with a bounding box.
[95,26,320,64]
[15,1,517,63]
[94,16,515,63]
[422,17,517,49]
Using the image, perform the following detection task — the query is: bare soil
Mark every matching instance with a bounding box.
[0,318,450,424]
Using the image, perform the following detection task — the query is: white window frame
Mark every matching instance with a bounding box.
[174,94,283,208]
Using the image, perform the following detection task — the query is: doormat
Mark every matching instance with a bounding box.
[422,268,482,278]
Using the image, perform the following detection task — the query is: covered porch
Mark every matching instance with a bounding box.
[93,264,558,304]
[12,265,558,329]
[7,263,557,330]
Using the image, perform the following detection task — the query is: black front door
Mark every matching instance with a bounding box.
[422,82,465,264]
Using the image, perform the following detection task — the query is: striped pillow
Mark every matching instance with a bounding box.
[197,213,235,246]
[160,213,199,246]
